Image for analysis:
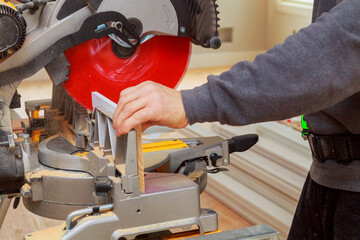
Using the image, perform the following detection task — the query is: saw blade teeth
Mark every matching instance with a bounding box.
[214,0,220,34]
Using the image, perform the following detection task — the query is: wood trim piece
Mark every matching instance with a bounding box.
[135,125,145,193]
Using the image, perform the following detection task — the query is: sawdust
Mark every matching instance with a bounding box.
[116,165,126,174]
[59,117,76,145]
[25,212,115,240]
[26,169,90,181]
[24,224,65,240]
[78,211,114,224]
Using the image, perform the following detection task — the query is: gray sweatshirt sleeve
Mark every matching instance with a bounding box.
[181,0,360,126]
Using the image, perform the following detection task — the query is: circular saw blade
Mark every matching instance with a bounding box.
[63,36,192,109]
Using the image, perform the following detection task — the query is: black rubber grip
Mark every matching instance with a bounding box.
[228,134,259,154]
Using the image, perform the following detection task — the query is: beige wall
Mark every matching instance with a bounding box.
[266,0,312,49]
[192,0,268,54]
[190,0,268,68]
[189,0,313,68]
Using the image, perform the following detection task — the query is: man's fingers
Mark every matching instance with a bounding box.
[114,90,142,123]
[118,81,154,99]
[116,109,150,136]
[115,98,147,126]
[118,84,140,97]
[114,81,155,120]
[113,81,187,136]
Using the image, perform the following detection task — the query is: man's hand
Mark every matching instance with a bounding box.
[113,81,189,136]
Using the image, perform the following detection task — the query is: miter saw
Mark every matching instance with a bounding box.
[0,0,279,239]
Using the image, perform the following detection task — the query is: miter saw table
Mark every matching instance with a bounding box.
[0,89,277,240]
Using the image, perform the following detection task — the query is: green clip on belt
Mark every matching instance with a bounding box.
[301,115,309,139]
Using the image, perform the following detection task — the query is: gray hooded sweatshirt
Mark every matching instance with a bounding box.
[181,0,360,192]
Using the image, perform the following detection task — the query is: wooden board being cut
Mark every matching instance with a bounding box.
[136,125,145,193]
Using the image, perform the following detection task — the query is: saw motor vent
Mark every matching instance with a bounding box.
[0,2,26,59]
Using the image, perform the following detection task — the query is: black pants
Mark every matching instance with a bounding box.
[288,174,360,240]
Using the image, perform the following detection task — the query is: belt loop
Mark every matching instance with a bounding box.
[346,135,352,161]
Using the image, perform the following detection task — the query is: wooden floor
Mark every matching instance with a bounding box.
[0,192,250,240]
[200,192,251,231]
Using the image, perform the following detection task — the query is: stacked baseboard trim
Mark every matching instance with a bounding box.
[178,122,312,239]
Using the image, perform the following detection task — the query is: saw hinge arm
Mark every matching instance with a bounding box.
[72,11,140,49]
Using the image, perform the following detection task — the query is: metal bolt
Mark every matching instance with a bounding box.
[223,158,229,164]
[20,184,32,198]
[180,27,186,33]
[15,144,22,159]
[114,22,123,31]
[19,134,30,143]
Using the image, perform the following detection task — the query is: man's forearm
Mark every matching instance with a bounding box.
[181,0,360,126]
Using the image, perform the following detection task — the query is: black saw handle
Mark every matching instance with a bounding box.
[228,134,259,154]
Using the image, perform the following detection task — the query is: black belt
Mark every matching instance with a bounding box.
[308,134,360,162]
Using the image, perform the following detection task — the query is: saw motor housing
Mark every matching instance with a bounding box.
[0,0,26,59]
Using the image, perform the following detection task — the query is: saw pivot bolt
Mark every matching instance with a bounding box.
[210,36,222,49]
[113,22,123,31]
[112,41,136,59]
[20,184,31,198]
[128,17,143,36]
